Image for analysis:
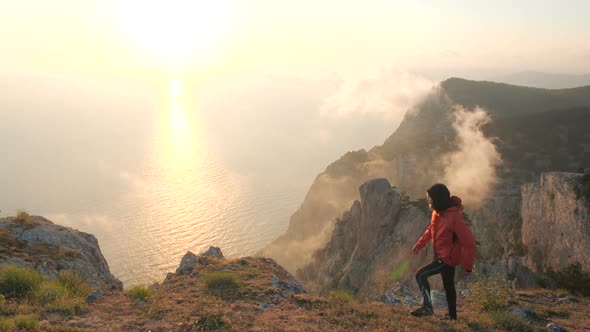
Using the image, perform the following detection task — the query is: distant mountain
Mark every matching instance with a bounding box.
[440,77,590,117]
[491,71,590,89]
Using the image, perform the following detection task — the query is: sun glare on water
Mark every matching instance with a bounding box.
[119,0,226,65]
[165,79,194,155]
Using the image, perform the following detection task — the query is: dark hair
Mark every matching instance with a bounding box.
[427,183,452,212]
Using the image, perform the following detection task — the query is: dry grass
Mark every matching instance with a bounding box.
[544,264,590,296]
[489,310,535,332]
[12,211,39,229]
[2,257,589,331]
[0,265,42,299]
[13,314,38,330]
[203,271,241,290]
[0,230,25,250]
[58,270,90,297]
[126,285,153,302]
[468,278,511,311]
[14,211,29,222]
[55,248,81,261]
[328,289,353,304]
[0,264,91,329]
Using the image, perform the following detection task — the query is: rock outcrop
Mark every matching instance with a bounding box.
[374,282,420,307]
[0,215,121,290]
[522,172,590,272]
[301,172,590,296]
[167,247,306,300]
[174,246,227,277]
[298,178,432,297]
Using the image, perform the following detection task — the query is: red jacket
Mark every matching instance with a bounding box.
[415,196,476,272]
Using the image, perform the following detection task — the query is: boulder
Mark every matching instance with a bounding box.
[271,273,306,295]
[546,322,564,332]
[430,290,447,309]
[202,246,224,259]
[0,216,121,290]
[175,251,198,275]
[174,247,224,276]
[85,290,104,303]
[375,282,419,307]
[512,307,536,319]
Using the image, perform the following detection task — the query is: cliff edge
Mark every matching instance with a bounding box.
[0,215,122,290]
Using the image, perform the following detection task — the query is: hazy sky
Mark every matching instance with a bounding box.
[1,0,589,81]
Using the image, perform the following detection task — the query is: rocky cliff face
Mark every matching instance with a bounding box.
[0,215,121,290]
[522,172,590,272]
[298,178,432,297]
[300,172,590,296]
[262,78,590,277]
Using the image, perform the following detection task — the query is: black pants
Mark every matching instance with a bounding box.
[415,259,457,319]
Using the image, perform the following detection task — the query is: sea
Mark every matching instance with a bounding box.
[0,74,393,285]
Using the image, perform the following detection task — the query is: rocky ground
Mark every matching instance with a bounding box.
[1,246,588,331]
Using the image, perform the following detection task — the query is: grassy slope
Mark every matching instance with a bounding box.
[30,257,590,332]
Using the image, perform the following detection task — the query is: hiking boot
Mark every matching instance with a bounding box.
[439,314,457,321]
[410,305,433,317]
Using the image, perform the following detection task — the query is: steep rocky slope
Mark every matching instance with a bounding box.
[522,172,590,272]
[298,178,431,297]
[299,171,590,298]
[0,215,121,290]
[261,78,590,274]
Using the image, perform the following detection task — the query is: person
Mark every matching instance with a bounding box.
[409,183,476,320]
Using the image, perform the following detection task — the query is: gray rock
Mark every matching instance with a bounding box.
[512,307,536,319]
[176,251,198,275]
[202,247,224,259]
[258,302,275,311]
[0,216,122,290]
[298,179,426,296]
[224,264,239,271]
[431,290,447,309]
[457,288,469,297]
[162,272,174,285]
[271,272,306,295]
[112,279,123,291]
[375,282,420,307]
[173,247,224,276]
[522,173,590,272]
[546,322,564,332]
[374,293,401,306]
[85,290,104,303]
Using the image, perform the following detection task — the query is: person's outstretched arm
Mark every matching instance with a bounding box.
[413,223,432,254]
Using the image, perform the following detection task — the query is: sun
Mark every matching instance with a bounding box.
[119,0,226,65]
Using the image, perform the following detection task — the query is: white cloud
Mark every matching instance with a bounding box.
[320,69,435,120]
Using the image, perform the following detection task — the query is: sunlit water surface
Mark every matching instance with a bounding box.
[0,75,393,286]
